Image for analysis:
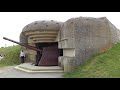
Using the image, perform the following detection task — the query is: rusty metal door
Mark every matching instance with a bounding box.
[38,45,60,66]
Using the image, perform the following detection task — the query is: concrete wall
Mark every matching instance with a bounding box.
[20,32,37,63]
[74,17,111,64]
[20,32,28,44]
[60,17,120,72]
[106,18,120,44]
[58,19,76,72]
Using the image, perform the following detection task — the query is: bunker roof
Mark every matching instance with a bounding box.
[22,20,63,33]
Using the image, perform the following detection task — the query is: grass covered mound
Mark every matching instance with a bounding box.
[0,45,21,67]
[64,43,120,78]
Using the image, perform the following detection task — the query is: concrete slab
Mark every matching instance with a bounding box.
[14,63,64,73]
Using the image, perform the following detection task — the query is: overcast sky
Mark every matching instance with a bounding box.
[0,12,120,47]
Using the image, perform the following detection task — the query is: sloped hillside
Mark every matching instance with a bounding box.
[64,43,120,78]
[0,45,21,67]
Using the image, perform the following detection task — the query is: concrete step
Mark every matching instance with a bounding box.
[14,63,64,73]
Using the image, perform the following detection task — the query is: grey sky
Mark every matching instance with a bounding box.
[0,12,120,47]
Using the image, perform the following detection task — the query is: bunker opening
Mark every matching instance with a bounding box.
[35,42,63,66]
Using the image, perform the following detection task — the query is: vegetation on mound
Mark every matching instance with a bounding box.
[0,45,21,67]
[64,43,120,78]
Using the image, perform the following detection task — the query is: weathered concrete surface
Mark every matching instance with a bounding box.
[60,17,120,72]
[20,20,63,44]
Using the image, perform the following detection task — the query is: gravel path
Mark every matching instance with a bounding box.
[0,66,64,78]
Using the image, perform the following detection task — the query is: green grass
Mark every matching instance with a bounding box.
[0,45,21,67]
[64,43,120,78]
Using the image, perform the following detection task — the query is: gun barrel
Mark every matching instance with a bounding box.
[3,37,41,52]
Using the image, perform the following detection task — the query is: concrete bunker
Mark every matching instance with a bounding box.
[19,17,120,72]
[20,20,63,66]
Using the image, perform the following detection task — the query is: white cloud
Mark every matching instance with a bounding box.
[0,12,120,47]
